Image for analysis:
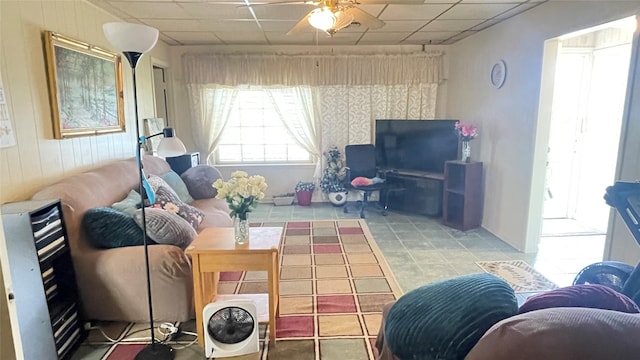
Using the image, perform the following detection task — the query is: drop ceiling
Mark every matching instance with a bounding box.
[87,0,551,46]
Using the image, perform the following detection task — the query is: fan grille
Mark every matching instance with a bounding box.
[207,306,255,344]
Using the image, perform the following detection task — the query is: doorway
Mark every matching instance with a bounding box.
[542,17,635,240]
[153,65,169,123]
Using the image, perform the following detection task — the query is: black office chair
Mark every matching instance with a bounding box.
[343,144,388,218]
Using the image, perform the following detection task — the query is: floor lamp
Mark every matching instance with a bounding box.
[103,22,176,360]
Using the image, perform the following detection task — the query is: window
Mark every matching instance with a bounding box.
[216,89,312,164]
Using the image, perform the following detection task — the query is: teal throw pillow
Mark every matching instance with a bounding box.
[111,190,141,217]
[133,208,197,248]
[385,273,518,360]
[82,207,152,248]
[160,170,194,204]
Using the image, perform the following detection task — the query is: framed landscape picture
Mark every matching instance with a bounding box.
[44,31,125,139]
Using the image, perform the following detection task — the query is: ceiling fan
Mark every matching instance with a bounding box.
[284,0,385,36]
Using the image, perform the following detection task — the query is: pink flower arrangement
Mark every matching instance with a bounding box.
[454,121,478,141]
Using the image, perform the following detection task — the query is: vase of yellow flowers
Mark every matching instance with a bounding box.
[213,171,267,244]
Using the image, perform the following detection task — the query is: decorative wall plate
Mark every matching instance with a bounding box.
[490,60,507,89]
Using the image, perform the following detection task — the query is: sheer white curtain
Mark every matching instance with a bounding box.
[186,84,237,164]
[265,86,322,177]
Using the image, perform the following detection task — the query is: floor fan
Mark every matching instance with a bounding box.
[203,300,259,358]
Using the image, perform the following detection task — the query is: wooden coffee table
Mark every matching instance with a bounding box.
[185,226,283,345]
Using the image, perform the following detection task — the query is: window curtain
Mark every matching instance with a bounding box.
[186,84,237,164]
[182,51,444,164]
[265,86,323,178]
[320,84,438,152]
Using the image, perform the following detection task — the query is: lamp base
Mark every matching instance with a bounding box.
[135,343,175,360]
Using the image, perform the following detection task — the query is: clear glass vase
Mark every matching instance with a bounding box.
[234,215,250,245]
[461,141,471,162]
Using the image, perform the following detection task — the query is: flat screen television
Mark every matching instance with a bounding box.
[375,119,459,174]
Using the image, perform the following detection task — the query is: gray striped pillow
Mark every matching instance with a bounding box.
[134,208,197,248]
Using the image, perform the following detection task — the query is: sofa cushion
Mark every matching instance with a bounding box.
[82,207,148,248]
[180,165,224,200]
[133,208,197,248]
[160,170,194,204]
[519,284,640,314]
[466,307,640,360]
[111,189,141,217]
[153,186,205,230]
[384,273,518,360]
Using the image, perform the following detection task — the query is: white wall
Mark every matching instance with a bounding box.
[0,0,171,358]
[447,1,640,261]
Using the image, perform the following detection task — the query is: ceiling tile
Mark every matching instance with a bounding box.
[179,3,253,20]
[265,31,317,44]
[379,4,453,21]
[250,4,318,20]
[163,31,223,44]
[495,2,544,19]
[142,19,212,31]
[258,20,301,32]
[359,31,414,43]
[461,0,529,3]
[405,31,459,42]
[86,0,556,45]
[421,19,484,31]
[214,31,268,43]
[441,30,478,44]
[367,20,428,32]
[107,1,192,19]
[439,3,518,20]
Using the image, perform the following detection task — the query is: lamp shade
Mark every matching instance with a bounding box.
[309,7,336,32]
[157,137,187,158]
[103,22,159,53]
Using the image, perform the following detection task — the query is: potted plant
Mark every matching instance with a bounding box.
[295,181,315,206]
[272,192,295,206]
[320,146,348,206]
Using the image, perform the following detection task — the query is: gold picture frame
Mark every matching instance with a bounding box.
[44,31,125,139]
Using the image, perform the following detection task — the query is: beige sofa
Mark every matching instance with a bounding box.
[31,156,232,323]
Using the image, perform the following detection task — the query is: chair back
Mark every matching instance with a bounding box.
[345,144,378,180]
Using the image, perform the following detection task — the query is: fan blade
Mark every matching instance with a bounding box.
[286,11,314,35]
[344,7,384,29]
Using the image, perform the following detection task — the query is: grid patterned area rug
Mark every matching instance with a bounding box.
[476,260,559,292]
[222,219,404,359]
[83,220,402,360]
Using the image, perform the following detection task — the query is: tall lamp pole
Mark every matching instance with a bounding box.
[103,22,175,360]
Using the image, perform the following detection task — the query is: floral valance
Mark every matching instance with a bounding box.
[182,51,444,86]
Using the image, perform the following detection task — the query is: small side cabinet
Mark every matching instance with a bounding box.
[0,199,85,359]
[442,161,483,231]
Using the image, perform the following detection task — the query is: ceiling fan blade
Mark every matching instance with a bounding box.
[344,7,384,29]
[286,12,313,35]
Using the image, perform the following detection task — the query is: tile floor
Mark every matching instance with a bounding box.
[71,202,607,359]
[250,202,605,293]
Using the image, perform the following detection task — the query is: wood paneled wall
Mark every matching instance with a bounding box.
[0,0,169,204]
[0,1,171,358]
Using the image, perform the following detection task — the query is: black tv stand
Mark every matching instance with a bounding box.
[380,168,445,217]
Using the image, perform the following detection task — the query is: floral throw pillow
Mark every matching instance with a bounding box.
[152,185,205,230]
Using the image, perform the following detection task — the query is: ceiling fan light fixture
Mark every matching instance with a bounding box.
[309,7,336,32]
[332,10,354,32]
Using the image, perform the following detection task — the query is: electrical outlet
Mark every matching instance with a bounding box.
[169,324,182,341]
